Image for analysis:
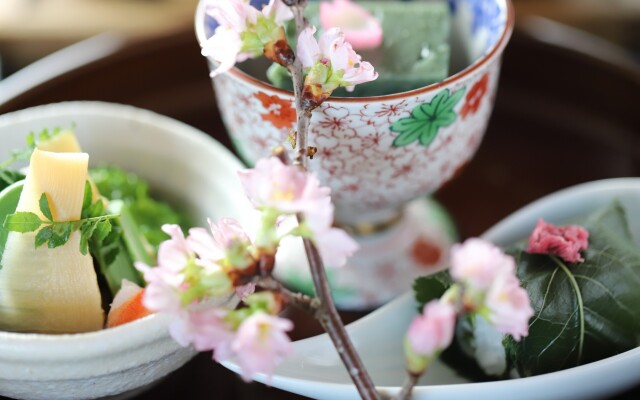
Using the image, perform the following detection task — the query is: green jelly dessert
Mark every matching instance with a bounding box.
[267,0,451,97]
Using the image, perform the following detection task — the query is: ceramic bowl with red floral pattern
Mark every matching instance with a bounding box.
[195,0,515,310]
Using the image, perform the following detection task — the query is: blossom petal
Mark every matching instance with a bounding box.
[297,27,322,68]
[407,300,456,355]
[485,273,534,341]
[450,238,515,292]
[261,0,294,24]
[231,312,294,381]
[313,226,359,267]
[206,0,259,31]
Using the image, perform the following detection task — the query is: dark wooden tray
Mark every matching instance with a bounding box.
[0,25,639,400]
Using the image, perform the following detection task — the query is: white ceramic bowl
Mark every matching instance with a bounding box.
[0,102,255,400]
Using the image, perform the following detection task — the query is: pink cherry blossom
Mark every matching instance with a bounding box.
[202,0,257,76]
[202,0,293,77]
[485,272,534,341]
[304,200,358,267]
[406,300,456,356]
[450,238,516,291]
[157,224,193,273]
[319,0,383,50]
[296,26,378,92]
[206,0,259,31]
[187,226,225,263]
[231,312,294,381]
[527,218,589,263]
[296,26,321,68]
[210,217,252,249]
[201,27,248,78]
[168,307,235,352]
[135,264,183,313]
[135,224,191,313]
[188,217,254,269]
[238,157,329,214]
[261,0,294,24]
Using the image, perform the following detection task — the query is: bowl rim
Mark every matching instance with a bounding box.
[194,0,515,103]
[0,101,240,359]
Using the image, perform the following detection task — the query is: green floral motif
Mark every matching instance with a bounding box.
[390,87,466,147]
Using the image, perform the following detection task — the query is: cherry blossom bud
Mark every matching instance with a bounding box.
[404,300,456,374]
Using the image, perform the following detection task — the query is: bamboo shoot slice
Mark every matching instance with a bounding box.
[36,129,82,152]
[0,149,104,333]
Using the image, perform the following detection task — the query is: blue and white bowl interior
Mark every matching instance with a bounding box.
[448,0,508,65]
[201,0,509,76]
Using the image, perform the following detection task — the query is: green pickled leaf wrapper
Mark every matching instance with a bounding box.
[505,201,640,377]
[413,200,640,380]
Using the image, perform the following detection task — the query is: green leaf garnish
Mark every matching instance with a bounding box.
[2,186,119,253]
[90,166,188,249]
[35,226,53,247]
[39,193,53,221]
[3,212,43,233]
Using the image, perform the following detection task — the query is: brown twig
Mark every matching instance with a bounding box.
[257,275,320,316]
[302,238,381,400]
[391,373,419,400]
[276,2,381,398]
[284,0,312,166]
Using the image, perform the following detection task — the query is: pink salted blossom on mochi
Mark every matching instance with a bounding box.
[319,0,383,50]
[527,218,589,263]
[231,312,294,381]
[406,300,456,356]
[485,272,533,341]
[135,224,191,313]
[297,26,378,91]
[450,238,516,291]
[238,157,330,214]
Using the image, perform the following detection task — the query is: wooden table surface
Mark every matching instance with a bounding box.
[0,25,639,400]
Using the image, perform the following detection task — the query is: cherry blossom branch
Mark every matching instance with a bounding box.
[256,275,320,316]
[283,0,311,166]
[301,237,380,400]
[266,154,378,397]
[391,374,419,400]
[276,2,380,398]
